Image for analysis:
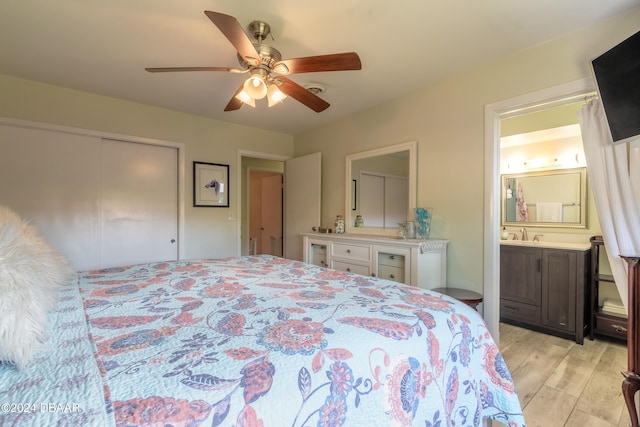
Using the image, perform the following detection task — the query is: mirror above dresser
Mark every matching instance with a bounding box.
[345,141,417,235]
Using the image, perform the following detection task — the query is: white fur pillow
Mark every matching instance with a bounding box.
[0,206,74,369]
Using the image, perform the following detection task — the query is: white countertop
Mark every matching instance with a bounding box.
[500,240,591,251]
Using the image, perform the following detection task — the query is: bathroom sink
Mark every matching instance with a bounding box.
[500,240,590,251]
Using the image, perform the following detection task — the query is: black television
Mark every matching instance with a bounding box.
[591,30,640,145]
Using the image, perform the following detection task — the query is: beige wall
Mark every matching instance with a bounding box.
[1,6,638,283]
[0,75,294,260]
[292,8,640,292]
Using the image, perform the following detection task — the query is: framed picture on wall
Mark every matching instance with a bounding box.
[193,162,229,207]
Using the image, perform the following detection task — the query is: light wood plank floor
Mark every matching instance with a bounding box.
[496,323,632,427]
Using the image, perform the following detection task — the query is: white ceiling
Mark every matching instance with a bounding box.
[1,0,638,135]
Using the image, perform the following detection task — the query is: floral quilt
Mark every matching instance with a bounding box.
[0,255,525,426]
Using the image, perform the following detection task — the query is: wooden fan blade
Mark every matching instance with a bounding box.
[224,83,245,111]
[145,67,244,73]
[204,11,261,66]
[276,77,330,113]
[274,52,361,74]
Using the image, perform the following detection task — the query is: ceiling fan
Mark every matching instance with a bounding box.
[145,11,362,113]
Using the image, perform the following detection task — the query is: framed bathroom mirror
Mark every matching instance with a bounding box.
[345,141,417,234]
[501,167,588,228]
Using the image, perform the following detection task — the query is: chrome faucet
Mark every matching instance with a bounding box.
[520,227,528,241]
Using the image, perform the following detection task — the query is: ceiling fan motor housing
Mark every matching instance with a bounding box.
[237,44,282,70]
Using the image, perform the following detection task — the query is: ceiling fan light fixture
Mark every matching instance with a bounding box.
[235,90,256,107]
[243,75,267,99]
[267,84,287,107]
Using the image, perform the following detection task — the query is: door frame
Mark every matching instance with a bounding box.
[237,150,289,257]
[483,77,595,342]
[0,116,186,261]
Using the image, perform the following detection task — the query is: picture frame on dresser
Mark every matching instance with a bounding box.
[193,162,229,207]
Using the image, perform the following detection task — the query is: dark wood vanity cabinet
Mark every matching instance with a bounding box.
[500,246,542,324]
[500,245,590,344]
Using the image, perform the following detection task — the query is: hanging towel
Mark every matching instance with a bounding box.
[536,202,563,222]
[602,298,627,317]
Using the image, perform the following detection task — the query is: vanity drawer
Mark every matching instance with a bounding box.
[500,299,540,324]
[594,313,628,340]
[332,260,371,276]
[378,265,404,283]
[378,253,405,268]
[332,243,371,262]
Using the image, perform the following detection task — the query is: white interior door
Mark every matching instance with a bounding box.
[100,139,178,267]
[284,152,321,261]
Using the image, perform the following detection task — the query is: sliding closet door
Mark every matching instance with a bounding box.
[0,122,179,270]
[100,139,178,267]
[0,125,103,267]
[360,173,385,227]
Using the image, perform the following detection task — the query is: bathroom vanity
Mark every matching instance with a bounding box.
[302,233,448,289]
[500,240,591,344]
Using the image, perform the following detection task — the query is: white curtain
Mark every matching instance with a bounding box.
[577,99,640,310]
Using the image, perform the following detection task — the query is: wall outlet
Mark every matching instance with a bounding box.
[228,211,235,221]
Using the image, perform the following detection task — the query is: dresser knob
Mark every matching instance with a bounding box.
[346,249,351,253]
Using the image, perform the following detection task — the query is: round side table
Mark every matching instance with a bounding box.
[432,287,483,310]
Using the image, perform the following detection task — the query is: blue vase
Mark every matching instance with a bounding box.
[415,207,432,239]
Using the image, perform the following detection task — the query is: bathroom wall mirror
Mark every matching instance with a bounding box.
[501,167,588,228]
[345,141,417,234]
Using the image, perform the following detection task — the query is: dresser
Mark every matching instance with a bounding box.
[301,233,448,289]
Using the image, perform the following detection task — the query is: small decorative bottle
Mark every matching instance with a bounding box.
[354,214,364,228]
[334,215,345,234]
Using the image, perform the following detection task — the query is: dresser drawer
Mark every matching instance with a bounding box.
[332,260,371,276]
[332,243,371,262]
[378,253,405,268]
[311,244,327,267]
[500,299,540,324]
[378,265,404,283]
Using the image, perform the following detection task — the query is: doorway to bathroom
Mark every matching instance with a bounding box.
[484,78,599,339]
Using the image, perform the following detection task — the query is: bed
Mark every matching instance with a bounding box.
[0,255,525,426]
